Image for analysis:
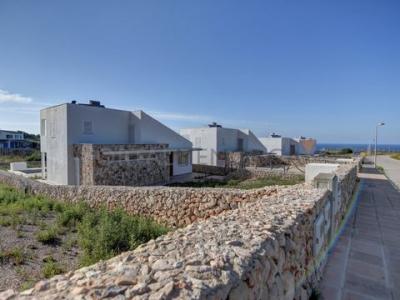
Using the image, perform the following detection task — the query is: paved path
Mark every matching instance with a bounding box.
[376,155,400,189]
[319,165,400,300]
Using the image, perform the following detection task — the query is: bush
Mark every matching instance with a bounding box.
[26,150,41,162]
[36,227,59,245]
[77,208,168,266]
[57,202,87,227]
[339,148,353,154]
[0,247,25,265]
[42,260,63,278]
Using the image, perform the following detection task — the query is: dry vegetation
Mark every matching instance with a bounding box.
[0,184,169,291]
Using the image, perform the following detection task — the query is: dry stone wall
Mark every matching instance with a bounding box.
[0,171,277,228]
[0,162,359,300]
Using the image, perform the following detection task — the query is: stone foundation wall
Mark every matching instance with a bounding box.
[73,144,170,186]
[0,162,359,300]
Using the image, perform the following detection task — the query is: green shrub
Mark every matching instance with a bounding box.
[26,151,41,162]
[78,208,168,266]
[42,260,63,278]
[57,202,87,227]
[0,217,12,226]
[36,227,59,245]
[0,247,25,265]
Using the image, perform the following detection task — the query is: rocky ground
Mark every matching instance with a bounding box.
[0,212,80,291]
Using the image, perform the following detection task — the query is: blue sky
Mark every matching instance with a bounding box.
[0,0,399,143]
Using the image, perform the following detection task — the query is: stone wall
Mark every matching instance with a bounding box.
[0,161,359,300]
[225,152,286,169]
[73,144,170,186]
[192,163,230,176]
[0,170,277,228]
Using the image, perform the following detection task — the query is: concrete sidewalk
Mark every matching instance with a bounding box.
[319,165,400,300]
[376,155,400,189]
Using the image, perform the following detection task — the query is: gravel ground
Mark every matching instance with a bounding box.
[0,212,80,292]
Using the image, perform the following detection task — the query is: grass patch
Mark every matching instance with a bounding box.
[42,258,64,278]
[36,227,60,245]
[169,175,304,189]
[0,247,25,265]
[0,184,169,269]
[77,208,169,266]
[391,153,400,160]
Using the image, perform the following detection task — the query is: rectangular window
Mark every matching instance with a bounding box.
[6,134,13,139]
[178,152,189,165]
[83,121,93,135]
[41,119,47,136]
[237,138,244,151]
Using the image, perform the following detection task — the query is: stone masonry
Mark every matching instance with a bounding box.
[0,162,359,299]
[73,144,170,186]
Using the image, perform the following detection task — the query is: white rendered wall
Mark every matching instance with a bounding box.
[42,104,193,185]
[180,127,218,166]
[242,129,267,153]
[132,111,192,149]
[259,137,283,155]
[40,105,69,185]
[305,163,340,183]
[281,137,299,155]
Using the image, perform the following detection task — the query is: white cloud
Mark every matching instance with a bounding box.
[0,89,32,104]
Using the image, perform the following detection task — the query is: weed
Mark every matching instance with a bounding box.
[36,227,59,245]
[57,202,87,228]
[0,184,169,270]
[0,217,12,226]
[19,280,35,291]
[62,237,77,252]
[78,208,168,266]
[42,260,64,278]
[0,247,25,265]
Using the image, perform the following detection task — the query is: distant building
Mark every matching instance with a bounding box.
[295,136,317,155]
[180,123,266,166]
[0,130,25,149]
[40,101,193,186]
[259,134,317,156]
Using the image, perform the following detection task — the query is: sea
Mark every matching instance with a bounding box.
[316,143,400,153]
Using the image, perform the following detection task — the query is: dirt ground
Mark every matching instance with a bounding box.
[0,212,80,291]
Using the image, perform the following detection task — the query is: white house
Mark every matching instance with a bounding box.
[180,123,266,166]
[295,137,317,155]
[259,134,317,156]
[0,130,24,149]
[40,101,193,185]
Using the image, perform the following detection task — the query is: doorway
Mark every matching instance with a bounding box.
[169,153,174,176]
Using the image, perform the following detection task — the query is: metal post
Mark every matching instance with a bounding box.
[374,125,378,168]
[374,122,385,168]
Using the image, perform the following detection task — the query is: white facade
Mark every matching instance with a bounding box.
[260,136,317,156]
[259,137,299,156]
[40,102,193,185]
[295,137,317,155]
[180,126,266,166]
